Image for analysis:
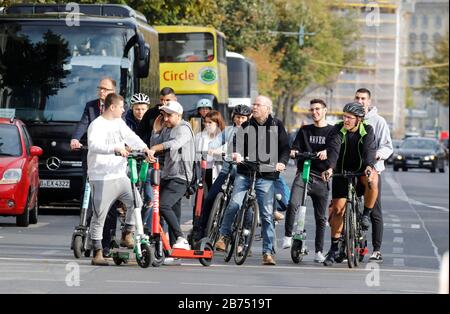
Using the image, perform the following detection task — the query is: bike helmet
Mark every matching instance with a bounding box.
[196,98,213,109]
[343,102,365,118]
[130,93,150,105]
[232,104,252,117]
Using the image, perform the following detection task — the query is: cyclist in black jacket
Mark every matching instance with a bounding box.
[322,102,379,266]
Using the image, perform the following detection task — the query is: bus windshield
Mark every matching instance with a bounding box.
[159,32,214,63]
[227,58,249,98]
[0,22,135,122]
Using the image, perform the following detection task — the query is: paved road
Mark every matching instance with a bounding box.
[0,165,448,294]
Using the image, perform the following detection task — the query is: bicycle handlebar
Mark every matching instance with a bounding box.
[291,151,319,160]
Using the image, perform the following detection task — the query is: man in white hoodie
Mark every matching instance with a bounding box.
[354,88,393,263]
[87,93,151,266]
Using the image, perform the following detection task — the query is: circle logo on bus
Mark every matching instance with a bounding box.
[199,67,217,85]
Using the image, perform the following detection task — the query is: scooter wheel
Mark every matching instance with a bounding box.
[291,240,303,264]
[137,243,153,269]
[152,243,165,268]
[113,256,124,266]
[84,249,91,258]
[73,236,83,259]
[199,242,214,267]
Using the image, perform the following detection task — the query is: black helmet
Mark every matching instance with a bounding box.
[232,104,252,117]
[343,102,365,118]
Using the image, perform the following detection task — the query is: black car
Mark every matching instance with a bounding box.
[387,139,403,165]
[393,137,446,173]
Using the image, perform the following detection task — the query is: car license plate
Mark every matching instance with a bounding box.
[40,179,70,189]
[407,160,419,165]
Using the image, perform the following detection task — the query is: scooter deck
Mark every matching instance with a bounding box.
[169,248,213,259]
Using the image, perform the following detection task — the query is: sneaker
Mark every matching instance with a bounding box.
[282,236,292,249]
[163,257,182,266]
[273,210,285,221]
[215,235,227,252]
[323,250,337,267]
[173,237,190,250]
[361,214,370,230]
[369,251,383,263]
[262,253,276,265]
[314,251,326,263]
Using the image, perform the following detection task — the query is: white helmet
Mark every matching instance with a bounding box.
[196,98,213,109]
[130,93,150,105]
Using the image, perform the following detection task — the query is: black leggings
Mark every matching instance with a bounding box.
[370,178,383,251]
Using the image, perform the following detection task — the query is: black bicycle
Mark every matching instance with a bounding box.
[206,156,236,247]
[224,160,279,265]
[332,171,370,268]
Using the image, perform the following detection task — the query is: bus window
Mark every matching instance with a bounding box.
[217,35,227,64]
[159,33,214,63]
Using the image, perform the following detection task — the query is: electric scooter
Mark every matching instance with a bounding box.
[71,146,92,258]
[149,158,214,267]
[290,151,319,263]
[111,151,153,268]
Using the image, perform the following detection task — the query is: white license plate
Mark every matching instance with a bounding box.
[40,179,70,189]
[407,160,420,165]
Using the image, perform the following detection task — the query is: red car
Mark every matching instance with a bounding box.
[0,118,43,226]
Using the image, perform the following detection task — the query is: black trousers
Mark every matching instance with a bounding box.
[285,172,329,253]
[159,178,187,246]
[370,177,383,251]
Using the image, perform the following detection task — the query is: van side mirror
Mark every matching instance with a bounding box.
[136,33,150,78]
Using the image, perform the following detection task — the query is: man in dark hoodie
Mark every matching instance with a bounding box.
[215,95,290,266]
[322,102,379,266]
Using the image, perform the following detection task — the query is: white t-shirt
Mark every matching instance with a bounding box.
[87,116,147,181]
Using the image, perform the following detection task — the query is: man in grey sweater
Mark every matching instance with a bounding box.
[147,101,195,250]
[355,88,393,263]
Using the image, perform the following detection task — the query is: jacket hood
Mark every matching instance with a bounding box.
[365,106,378,119]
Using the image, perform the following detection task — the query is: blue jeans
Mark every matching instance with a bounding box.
[274,175,290,212]
[219,174,275,255]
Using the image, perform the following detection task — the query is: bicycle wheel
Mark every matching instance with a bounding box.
[206,192,226,246]
[354,199,363,267]
[234,199,259,265]
[344,202,356,268]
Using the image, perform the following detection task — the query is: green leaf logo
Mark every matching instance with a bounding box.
[199,67,217,84]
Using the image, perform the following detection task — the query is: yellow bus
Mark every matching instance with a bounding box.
[155,26,228,120]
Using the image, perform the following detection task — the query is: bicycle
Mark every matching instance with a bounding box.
[224,160,277,265]
[331,171,370,268]
[289,151,320,264]
[205,155,236,247]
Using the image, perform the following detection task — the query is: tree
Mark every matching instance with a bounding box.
[419,34,449,107]
[270,0,361,126]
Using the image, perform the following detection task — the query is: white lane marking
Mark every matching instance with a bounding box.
[394,229,403,234]
[392,218,400,222]
[393,237,404,244]
[384,223,401,228]
[41,250,61,256]
[0,236,4,239]
[393,258,405,267]
[385,172,442,264]
[180,282,236,287]
[28,223,50,229]
[393,247,404,254]
[106,280,160,284]
[411,224,421,229]
[391,274,438,279]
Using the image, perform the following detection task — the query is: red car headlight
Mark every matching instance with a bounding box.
[0,168,22,184]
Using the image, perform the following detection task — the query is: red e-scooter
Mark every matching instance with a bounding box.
[149,159,214,267]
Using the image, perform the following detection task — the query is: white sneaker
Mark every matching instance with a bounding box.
[163,257,182,266]
[314,251,326,263]
[173,237,191,250]
[282,236,292,249]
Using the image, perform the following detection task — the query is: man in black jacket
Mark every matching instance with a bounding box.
[283,99,334,264]
[215,95,290,265]
[322,102,379,266]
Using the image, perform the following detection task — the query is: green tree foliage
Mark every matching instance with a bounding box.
[420,34,449,107]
